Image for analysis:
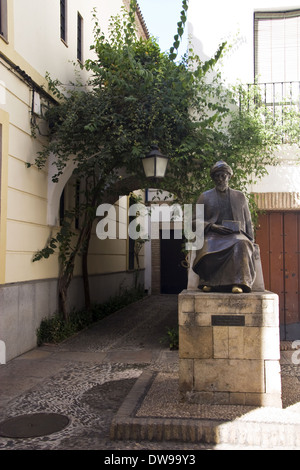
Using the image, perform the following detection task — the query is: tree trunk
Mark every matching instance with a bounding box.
[57,250,77,322]
[81,185,104,310]
[82,251,90,310]
[58,274,71,321]
[82,227,92,310]
[57,178,103,319]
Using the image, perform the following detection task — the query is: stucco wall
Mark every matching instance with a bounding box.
[0,269,144,362]
[188,0,300,200]
[0,0,146,361]
[188,0,300,85]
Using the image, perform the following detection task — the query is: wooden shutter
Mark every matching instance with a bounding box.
[0,0,2,36]
[254,10,300,83]
[77,13,83,62]
[60,0,66,42]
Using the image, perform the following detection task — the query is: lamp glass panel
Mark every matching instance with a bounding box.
[155,157,168,178]
[142,157,155,177]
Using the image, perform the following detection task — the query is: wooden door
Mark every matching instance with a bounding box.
[256,211,300,339]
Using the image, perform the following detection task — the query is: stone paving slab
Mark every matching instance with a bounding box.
[104,349,154,364]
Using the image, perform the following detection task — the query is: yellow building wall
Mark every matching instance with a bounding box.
[0,0,147,362]
[0,109,9,284]
[0,60,58,283]
[0,0,145,286]
[62,186,145,278]
[89,232,145,276]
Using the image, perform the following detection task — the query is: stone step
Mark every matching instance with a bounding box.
[110,371,300,449]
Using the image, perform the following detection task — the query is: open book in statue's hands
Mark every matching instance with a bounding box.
[222,220,241,232]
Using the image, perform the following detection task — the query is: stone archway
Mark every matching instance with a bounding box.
[47,164,185,298]
[101,178,186,295]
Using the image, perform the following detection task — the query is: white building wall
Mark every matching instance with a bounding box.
[188,0,300,196]
[188,0,300,85]
[13,0,126,85]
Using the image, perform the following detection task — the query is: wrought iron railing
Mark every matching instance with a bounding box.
[242,81,300,143]
[246,81,300,115]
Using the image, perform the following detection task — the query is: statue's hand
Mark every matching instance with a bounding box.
[211,224,233,235]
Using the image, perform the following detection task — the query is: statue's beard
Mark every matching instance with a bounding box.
[216,182,228,192]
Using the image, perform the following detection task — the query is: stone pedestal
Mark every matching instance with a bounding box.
[178,290,282,407]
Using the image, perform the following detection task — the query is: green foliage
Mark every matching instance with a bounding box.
[33,211,76,264]
[37,314,78,345]
[160,326,179,350]
[34,0,231,210]
[33,0,300,208]
[169,0,189,60]
[30,0,300,315]
[30,0,230,317]
[36,286,145,346]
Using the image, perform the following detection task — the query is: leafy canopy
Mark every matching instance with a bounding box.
[30,0,293,306]
[33,0,286,206]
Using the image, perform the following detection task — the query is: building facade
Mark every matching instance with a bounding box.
[188,0,300,340]
[0,0,148,362]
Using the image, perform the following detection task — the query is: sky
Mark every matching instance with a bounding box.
[137,0,188,57]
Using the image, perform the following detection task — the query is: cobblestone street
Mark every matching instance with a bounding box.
[0,295,299,451]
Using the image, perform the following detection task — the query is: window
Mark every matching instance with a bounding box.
[0,1,2,35]
[60,0,67,43]
[254,10,300,83]
[0,0,8,41]
[77,12,83,62]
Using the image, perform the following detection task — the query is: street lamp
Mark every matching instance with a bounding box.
[141,145,169,178]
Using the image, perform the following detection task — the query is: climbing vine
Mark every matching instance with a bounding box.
[29,0,291,318]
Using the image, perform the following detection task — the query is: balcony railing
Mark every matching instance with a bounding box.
[242,81,300,143]
[247,81,300,114]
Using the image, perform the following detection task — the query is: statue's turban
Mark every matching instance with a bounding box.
[210,161,233,178]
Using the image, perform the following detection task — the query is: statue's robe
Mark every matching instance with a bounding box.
[192,187,255,291]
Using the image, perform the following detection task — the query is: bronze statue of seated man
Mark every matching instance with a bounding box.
[192,161,255,294]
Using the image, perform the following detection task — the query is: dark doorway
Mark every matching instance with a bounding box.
[160,229,187,294]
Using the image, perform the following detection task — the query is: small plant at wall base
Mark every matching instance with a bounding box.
[36,286,145,346]
[160,326,179,350]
